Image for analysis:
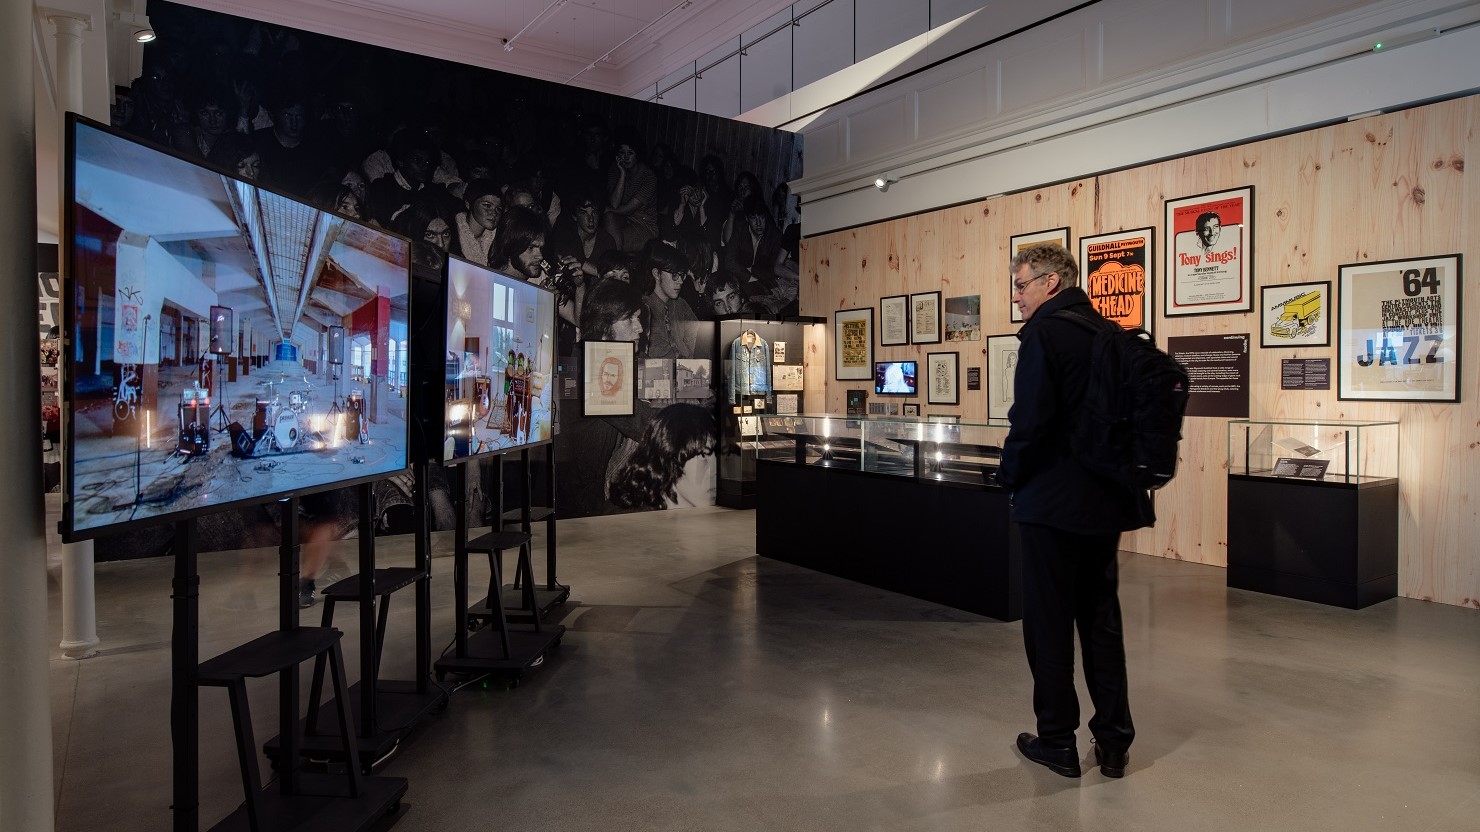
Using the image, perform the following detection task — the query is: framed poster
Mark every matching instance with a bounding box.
[1079,227,1154,334]
[945,295,981,341]
[986,334,1019,421]
[910,291,942,344]
[1009,227,1071,323]
[926,351,959,405]
[879,295,909,346]
[1165,186,1254,317]
[834,307,874,380]
[581,340,636,416]
[1338,254,1462,402]
[1261,281,1330,348]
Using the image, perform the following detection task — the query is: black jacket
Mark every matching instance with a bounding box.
[997,287,1155,534]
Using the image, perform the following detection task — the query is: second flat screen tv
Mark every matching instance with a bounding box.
[63,115,412,541]
[443,256,557,461]
[874,360,918,396]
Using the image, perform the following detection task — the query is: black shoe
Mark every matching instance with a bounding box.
[298,580,317,609]
[1094,744,1129,778]
[1016,733,1081,778]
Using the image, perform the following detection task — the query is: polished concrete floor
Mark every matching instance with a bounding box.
[48,506,1480,831]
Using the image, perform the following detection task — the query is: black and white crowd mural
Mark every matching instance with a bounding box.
[94,0,802,558]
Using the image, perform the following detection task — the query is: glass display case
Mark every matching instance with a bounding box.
[756,414,1011,487]
[716,317,824,507]
[1227,419,1398,484]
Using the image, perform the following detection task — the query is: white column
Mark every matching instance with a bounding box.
[0,1,56,828]
[50,12,100,661]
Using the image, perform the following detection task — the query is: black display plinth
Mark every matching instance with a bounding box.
[756,459,1021,621]
[1227,474,1399,609]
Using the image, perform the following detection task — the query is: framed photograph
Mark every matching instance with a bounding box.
[1080,227,1154,335]
[879,294,909,346]
[1338,254,1462,402]
[639,358,674,400]
[926,351,959,405]
[986,334,1019,421]
[1009,227,1072,323]
[834,307,874,380]
[674,358,713,398]
[1165,186,1255,317]
[945,295,981,341]
[903,403,920,417]
[1261,281,1330,348]
[909,291,942,344]
[581,340,636,416]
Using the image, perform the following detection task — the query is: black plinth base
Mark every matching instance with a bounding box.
[1227,474,1399,610]
[263,680,447,773]
[468,585,570,621]
[205,772,406,832]
[434,625,564,681]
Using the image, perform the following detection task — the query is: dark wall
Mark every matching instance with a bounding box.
[93,0,801,558]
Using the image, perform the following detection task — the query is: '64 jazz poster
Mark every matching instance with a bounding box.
[1165,186,1254,317]
[1338,254,1462,402]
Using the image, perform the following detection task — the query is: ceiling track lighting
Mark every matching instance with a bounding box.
[133,28,156,43]
[874,174,898,192]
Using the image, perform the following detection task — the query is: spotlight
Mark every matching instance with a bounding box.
[133,28,156,43]
[874,174,898,192]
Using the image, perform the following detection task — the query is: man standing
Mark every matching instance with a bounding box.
[998,243,1154,779]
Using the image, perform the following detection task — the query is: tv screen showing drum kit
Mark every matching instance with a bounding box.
[61,115,412,540]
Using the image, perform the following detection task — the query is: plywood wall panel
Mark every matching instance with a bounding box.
[801,95,1480,608]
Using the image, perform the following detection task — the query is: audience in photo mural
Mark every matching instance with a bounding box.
[114,8,801,522]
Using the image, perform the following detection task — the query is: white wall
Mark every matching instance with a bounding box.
[767,0,1480,235]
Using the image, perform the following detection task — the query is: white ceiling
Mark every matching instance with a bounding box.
[168,0,797,97]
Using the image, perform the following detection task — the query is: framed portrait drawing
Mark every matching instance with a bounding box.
[834,307,874,380]
[986,334,1019,421]
[1338,254,1462,402]
[879,294,909,346]
[926,351,959,406]
[1260,281,1330,348]
[1165,186,1254,317]
[581,340,636,416]
[909,291,942,344]
[902,403,920,417]
[1009,227,1071,323]
[1079,227,1154,335]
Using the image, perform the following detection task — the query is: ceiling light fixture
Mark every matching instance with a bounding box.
[874,174,898,192]
[133,28,156,43]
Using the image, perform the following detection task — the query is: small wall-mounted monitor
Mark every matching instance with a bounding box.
[62,114,412,541]
[874,360,918,396]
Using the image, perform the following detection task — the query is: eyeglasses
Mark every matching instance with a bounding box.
[1012,271,1055,295]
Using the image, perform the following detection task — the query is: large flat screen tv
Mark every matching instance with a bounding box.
[443,256,556,461]
[62,114,412,541]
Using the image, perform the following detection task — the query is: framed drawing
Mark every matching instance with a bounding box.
[776,393,800,415]
[1080,227,1154,335]
[909,291,942,344]
[834,307,874,380]
[1165,186,1254,317]
[1337,254,1462,402]
[879,294,909,346]
[581,340,636,416]
[1260,281,1330,348]
[773,363,805,391]
[986,334,1019,421]
[1009,227,1071,323]
[902,403,920,417]
[926,351,959,406]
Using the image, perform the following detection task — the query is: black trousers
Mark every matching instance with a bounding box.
[1018,521,1134,753]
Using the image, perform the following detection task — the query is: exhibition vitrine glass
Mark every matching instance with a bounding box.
[1227,419,1398,484]
[756,414,1011,485]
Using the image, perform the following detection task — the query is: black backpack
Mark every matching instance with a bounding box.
[1053,309,1190,491]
